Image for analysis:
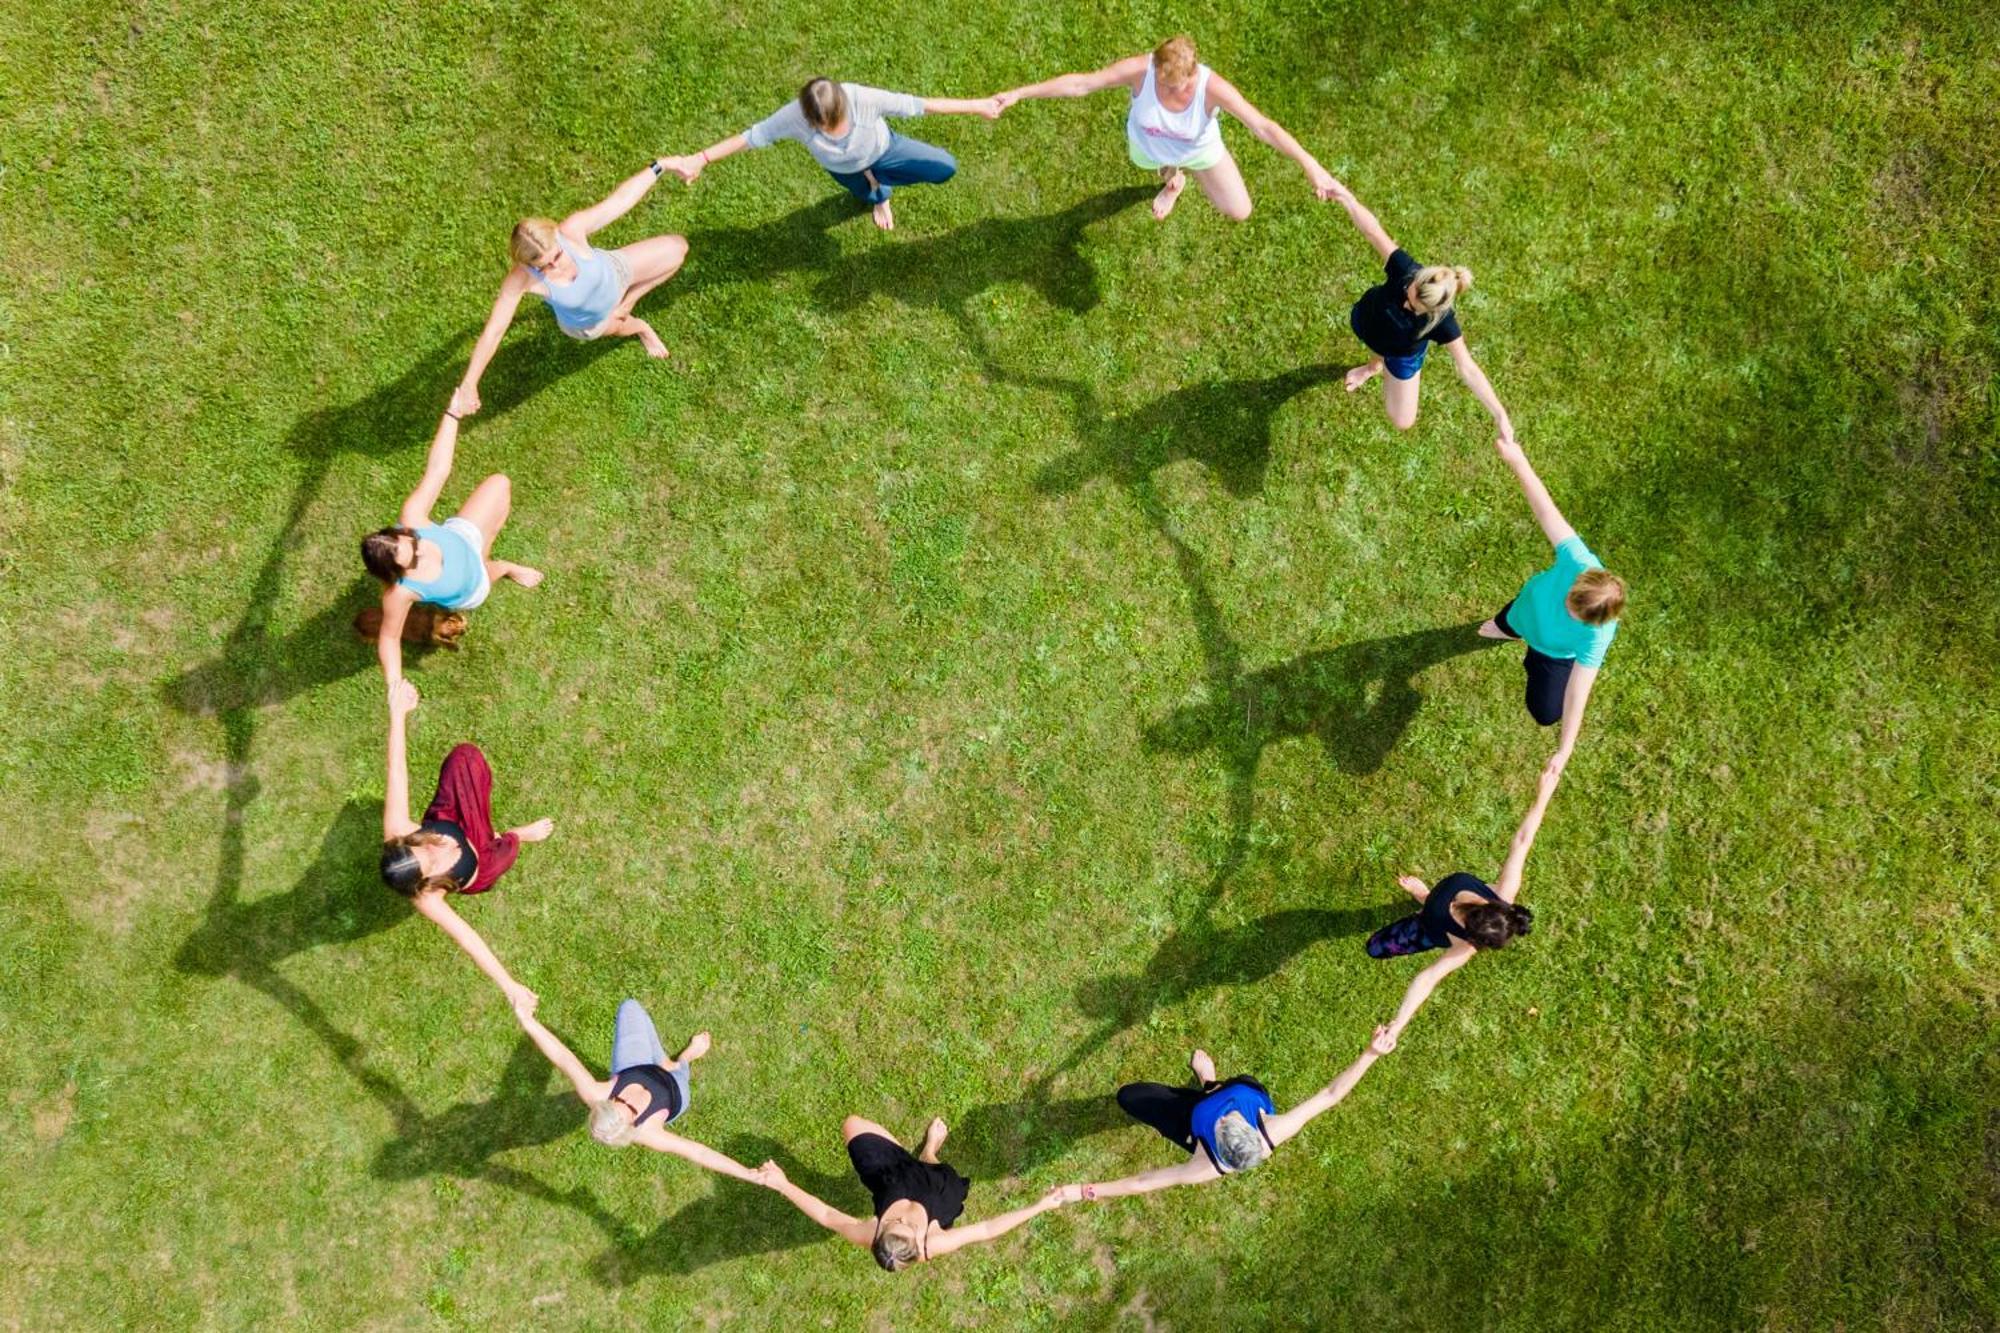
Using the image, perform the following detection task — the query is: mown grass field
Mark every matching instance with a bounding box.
[3,0,1997,1327]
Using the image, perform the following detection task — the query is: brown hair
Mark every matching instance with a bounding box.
[871,1219,923,1272]
[510,217,559,267]
[361,526,416,584]
[1153,35,1199,87]
[1412,265,1474,339]
[798,77,848,130]
[1567,568,1626,625]
[380,831,464,896]
[1462,901,1534,949]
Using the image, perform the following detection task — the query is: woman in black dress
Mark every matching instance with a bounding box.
[756,1112,1072,1270]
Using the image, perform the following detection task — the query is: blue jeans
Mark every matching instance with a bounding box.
[828,132,958,204]
[610,998,691,1112]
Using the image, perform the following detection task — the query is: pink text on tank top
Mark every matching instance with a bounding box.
[1134,63,1215,144]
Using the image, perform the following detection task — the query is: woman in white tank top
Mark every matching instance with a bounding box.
[995,34,1338,222]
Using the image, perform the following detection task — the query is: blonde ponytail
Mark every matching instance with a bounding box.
[1412,264,1472,339]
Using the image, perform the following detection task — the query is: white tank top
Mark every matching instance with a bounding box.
[1125,59,1222,167]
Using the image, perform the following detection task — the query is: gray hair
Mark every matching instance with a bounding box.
[589,1099,636,1147]
[1211,1111,1271,1173]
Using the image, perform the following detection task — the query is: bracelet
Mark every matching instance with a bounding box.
[699,149,709,165]
[649,159,663,178]
[445,410,461,421]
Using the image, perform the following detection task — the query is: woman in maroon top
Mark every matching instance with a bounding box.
[380,679,552,1006]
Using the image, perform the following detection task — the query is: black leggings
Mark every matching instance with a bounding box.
[1495,601,1572,727]
[1116,1075,1268,1152]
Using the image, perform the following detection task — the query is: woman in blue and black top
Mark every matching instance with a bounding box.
[1325,179,1515,441]
[1367,777,1554,1049]
[1071,1029,1394,1203]
[362,408,542,692]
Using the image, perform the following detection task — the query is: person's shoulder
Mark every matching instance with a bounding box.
[1557,534,1598,567]
[1387,247,1418,277]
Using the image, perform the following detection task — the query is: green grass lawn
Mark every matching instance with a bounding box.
[3,0,1997,1327]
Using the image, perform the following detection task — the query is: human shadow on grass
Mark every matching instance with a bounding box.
[593,1133,866,1282]
[172,798,628,1242]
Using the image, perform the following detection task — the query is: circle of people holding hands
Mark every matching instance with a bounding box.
[358,36,1626,1271]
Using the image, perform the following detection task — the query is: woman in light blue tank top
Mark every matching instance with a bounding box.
[361,408,544,691]
[1065,1031,1394,1206]
[451,159,690,418]
[994,34,1339,223]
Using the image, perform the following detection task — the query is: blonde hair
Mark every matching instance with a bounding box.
[1153,35,1199,87]
[1567,568,1626,625]
[872,1220,923,1271]
[589,1099,636,1147]
[1211,1111,1271,1173]
[1411,265,1474,339]
[510,217,559,267]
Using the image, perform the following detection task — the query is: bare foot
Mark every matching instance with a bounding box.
[515,817,556,843]
[507,563,544,589]
[1345,359,1383,392]
[1476,619,1509,640]
[1398,875,1429,895]
[1188,1048,1217,1084]
[632,319,670,360]
[1151,168,1186,221]
[675,1031,712,1064]
[872,200,895,231]
[918,1116,948,1159]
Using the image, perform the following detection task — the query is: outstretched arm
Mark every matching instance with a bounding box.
[995,55,1148,106]
[398,410,461,529]
[375,590,412,688]
[926,1188,1069,1255]
[1381,947,1476,1049]
[561,161,670,240]
[1206,76,1336,195]
[1079,1153,1220,1201]
[1324,179,1398,260]
[452,269,533,417]
[382,679,421,839]
[922,95,1003,118]
[1445,339,1515,445]
[755,1165,876,1245]
[1262,1028,1395,1146]
[510,1001,603,1104]
[634,1126,769,1184]
[1492,437,1575,548]
[1531,666,1599,814]
[412,891,536,1014]
[667,133,749,182]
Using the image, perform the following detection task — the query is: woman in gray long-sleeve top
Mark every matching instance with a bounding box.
[667,78,1001,231]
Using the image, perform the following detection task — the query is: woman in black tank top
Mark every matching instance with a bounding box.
[1371,779,1554,1054]
[506,992,772,1186]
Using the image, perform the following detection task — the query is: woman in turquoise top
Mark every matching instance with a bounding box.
[1480,437,1626,801]
[1065,1028,1393,1204]
[361,408,542,689]
[451,159,689,417]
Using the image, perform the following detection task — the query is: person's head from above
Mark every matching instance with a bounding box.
[798,77,850,136]
[1404,265,1473,336]
[589,1093,643,1147]
[1210,1110,1272,1173]
[1566,568,1626,626]
[870,1201,928,1271]
[1461,900,1534,950]
[361,526,419,584]
[380,830,465,896]
[510,217,575,280]
[1152,34,1200,103]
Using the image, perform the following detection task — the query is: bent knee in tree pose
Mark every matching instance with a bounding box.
[452,163,690,414]
[378,679,553,1007]
[1326,179,1513,438]
[361,409,543,689]
[1479,436,1625,798]
[507,992,767,1181]
[665,77,1002,233]
[995,34,1338,223]
[1367,774,1557,1043]
[754,1113,1071,1270]
[1067,1031,1395,1204]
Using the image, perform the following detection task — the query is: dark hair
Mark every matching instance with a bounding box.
[1462,901,1534,950]
[798,77,847,130]
[362,526,416,584]
[380,833,461,897]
